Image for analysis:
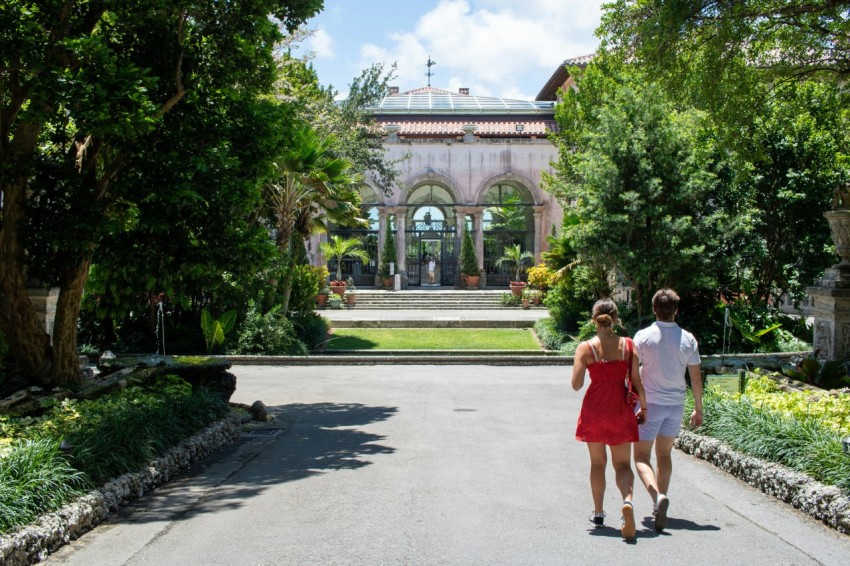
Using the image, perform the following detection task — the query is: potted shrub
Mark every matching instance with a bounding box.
[316,285,330,307]
[496,244,534,296]
[379,217,396,288]
[345,277,357,306]
[328,294,343,309]
[320,235,369,296]
[460,229,481,288]
[525,288,542,306]
[521,288,531,309]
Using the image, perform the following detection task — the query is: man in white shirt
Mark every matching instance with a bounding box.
[632,288,703,533]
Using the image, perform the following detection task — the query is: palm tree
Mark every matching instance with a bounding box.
[265,124,361,313]
[320,235,370,282]
[496,244,534,282]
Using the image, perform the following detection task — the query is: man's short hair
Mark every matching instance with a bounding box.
[652,289,680,321]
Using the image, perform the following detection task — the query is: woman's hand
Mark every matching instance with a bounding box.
[636,406,647,425]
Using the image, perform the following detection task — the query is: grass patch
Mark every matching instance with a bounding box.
[325,328,541,350]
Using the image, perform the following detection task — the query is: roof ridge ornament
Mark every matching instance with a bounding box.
[426,56,437,87]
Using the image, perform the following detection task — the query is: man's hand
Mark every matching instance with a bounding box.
[689,410,703,428]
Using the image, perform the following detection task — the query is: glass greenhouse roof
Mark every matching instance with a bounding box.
[371,87,555,115]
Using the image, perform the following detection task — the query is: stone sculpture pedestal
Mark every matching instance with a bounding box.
[808,269,850,361]
[811,210,850,360]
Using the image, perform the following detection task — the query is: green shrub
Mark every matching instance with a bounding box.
[560,340,581,356]
[0,374,229,533]
[744,374,850,436]
[379,218,396,279]
[534,317,568,350]
[287,264,324,316]
[232,301,307,355]
[292,313,330,350]
[500,293,521,307]
[460,229,479,276]
[687,385,850,493]
[0,438,88,533]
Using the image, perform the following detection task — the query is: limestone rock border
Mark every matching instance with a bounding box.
[0,412,247,565]
[676,430,850,534]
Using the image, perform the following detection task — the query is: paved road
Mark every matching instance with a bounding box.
[46,365,850,565]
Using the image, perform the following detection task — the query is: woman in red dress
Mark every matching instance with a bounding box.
[571,298,647,539]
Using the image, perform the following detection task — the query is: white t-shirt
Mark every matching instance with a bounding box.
[633,321,701,406]
[428,260,435,272]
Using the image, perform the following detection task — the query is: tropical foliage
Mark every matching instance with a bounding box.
[496,244,534,282]
[320,235,370,283]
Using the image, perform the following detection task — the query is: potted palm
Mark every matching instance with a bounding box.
[496,244,534,296]
[320,235,369,297]
[460,229,481,288]
[379,217,396,288]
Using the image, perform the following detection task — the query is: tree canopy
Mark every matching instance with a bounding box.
[0,1,323,384]
[600,1,850,131]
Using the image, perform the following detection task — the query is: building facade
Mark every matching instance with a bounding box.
[315,85,565,288]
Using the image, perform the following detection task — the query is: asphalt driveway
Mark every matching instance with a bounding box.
[45,365,850,565]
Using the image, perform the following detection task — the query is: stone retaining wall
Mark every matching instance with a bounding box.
[676,430,850,534]
[0,413,246,565]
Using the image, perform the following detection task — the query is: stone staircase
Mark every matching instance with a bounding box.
[352,289,515,310]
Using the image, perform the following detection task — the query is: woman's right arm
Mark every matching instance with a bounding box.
[571,342,588,391]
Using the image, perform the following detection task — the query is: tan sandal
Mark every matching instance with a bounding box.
[620,501,636,539]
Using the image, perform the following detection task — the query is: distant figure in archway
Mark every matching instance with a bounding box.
[428,256,436,284]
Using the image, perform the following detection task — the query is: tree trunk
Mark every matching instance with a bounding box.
[52,256,92,385]
[0,177,52,383]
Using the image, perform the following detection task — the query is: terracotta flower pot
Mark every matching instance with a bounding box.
[510,281,527,297]
[316,294,328,306]
[329,282,346,297]
[463,274,480,289]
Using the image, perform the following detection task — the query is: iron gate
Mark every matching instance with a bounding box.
[406,221,457,287]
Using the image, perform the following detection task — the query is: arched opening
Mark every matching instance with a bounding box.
[405,184,458,286]
[482,183,534,286]
[326,185,381,287]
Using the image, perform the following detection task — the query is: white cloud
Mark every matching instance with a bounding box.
[308,28,335,59]
[355,0,604,99]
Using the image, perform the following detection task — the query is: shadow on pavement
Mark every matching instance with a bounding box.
[111,402,398,523]
[639,516,720,534]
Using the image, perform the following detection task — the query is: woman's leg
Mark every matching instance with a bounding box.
[610,443,635,502]
[611,443,637,538]
[586,442,607,512]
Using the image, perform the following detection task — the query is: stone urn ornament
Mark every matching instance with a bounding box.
[824,183,850,275]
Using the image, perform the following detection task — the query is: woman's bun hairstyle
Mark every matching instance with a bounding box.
[591,298,618,328]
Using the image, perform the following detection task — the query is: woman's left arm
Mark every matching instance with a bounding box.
[629,341,648,421]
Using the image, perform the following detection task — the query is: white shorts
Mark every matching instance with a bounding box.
[638,402,684,441]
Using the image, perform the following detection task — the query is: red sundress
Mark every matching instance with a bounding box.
[575,338,638,445]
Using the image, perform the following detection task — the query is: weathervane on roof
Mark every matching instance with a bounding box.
[426,55,436,87]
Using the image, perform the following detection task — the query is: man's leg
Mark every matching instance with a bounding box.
[633,439,659,504]
[654,435,676,496]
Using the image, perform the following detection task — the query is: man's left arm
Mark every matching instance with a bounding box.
[687,364,703,427]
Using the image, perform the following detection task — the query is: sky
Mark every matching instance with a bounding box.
[293,0,607,101]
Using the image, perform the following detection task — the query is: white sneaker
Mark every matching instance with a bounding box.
[654,494,669,532]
